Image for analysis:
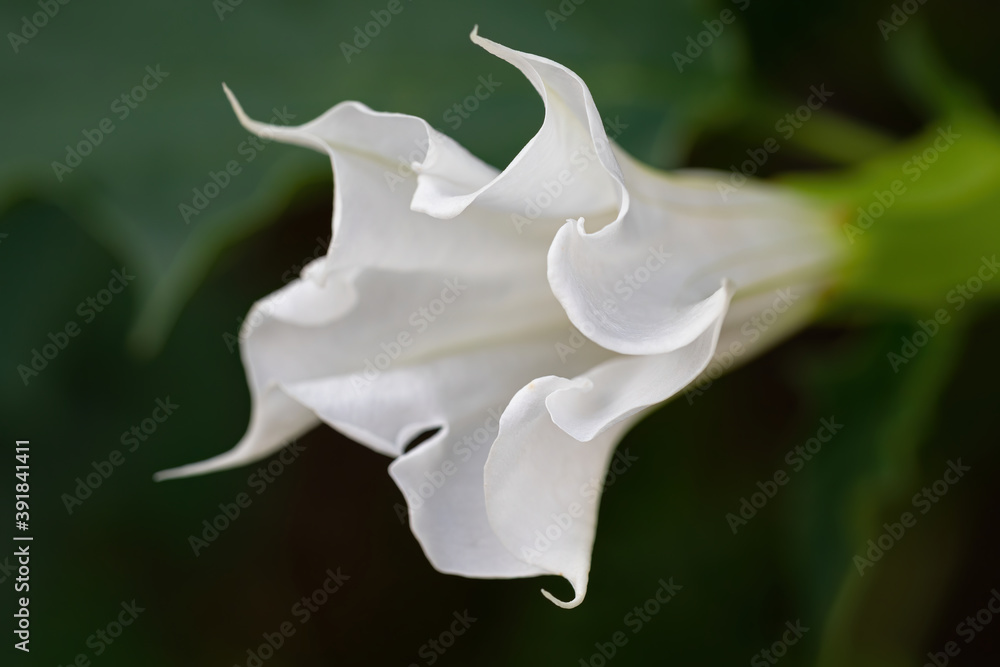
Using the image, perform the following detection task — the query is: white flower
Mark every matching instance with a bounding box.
[158,28,844,608]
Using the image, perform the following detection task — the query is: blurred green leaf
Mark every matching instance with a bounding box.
[781,321,968,666]
[786,108,1000,312]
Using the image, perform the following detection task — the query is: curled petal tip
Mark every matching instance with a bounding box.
[541,587,583,609]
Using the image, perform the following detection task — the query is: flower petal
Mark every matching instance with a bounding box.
[548,153,844,356]
[156,261,573,478]
[154,390,316,481]
[544,287,730,442]
[411,28,624,227]
[388,414,547,578]
[224,84,544,280]
[319,337,609,576]
[480,286,732,605]
[484,376,639,608]
[281,339,575,457]
[158,83,589,480]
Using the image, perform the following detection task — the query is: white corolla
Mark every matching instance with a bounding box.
[158,29,844,608]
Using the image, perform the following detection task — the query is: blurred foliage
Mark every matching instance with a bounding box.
[1,0,998,666]
[786,28,1000,314]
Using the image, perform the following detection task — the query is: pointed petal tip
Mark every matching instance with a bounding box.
[222,84,255,132]
[152,466,188,483]
[153,448,251,482]
[152,463,210,483]
[151,467,194,483]
[220,83,241,119]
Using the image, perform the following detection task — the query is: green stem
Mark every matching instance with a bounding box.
[783,110,896,165]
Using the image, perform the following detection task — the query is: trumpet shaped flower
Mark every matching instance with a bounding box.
[158,28,844,607]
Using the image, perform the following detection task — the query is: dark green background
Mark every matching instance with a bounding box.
[1,0,998,665]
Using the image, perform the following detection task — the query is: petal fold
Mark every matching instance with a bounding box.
[411,27,624,227]
[548,154,844,356]
[484,376,639,608]
[545,285,731,441]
